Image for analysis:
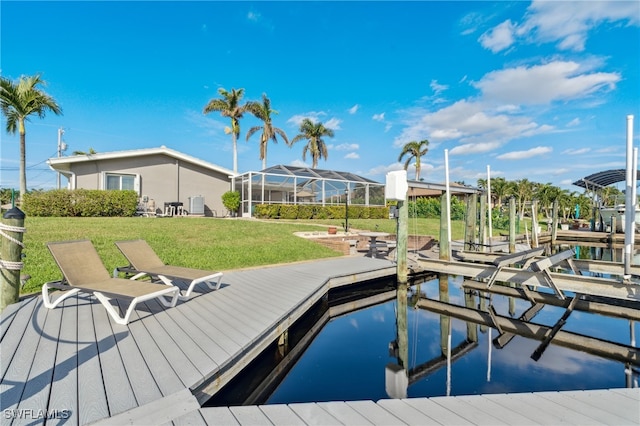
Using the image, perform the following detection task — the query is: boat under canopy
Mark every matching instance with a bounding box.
[573,169,640,232]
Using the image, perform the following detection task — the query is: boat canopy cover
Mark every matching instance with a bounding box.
[572,169,640,190]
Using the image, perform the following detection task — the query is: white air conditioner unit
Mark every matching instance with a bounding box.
[189,196,205,216]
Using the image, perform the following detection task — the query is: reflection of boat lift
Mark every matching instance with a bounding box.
[386,279,481,399]
[415,296,640,366]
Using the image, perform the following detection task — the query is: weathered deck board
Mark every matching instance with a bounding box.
[92,299,138,416]
[193,389,640,425]
[47,297,79,420]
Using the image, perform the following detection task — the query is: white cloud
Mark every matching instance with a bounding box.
[394,99,549,150]
[333,143,359,151]
[345,152,359,159]
[368,163,405,176]
[289,159,309,168]
[563,147,590,155]
[348,104,359,114]
[566,118,581,127]
[246,8,275,31]
[286,111,327,127]
[484,1,639,53]
[430,79,448,95]
[479,19,516,53]
[324,117,342,130]
[247,10,260,22]
[496,146,552,160]
[372,113,385,122]
[450,141,502,156]
[473,61,620,105]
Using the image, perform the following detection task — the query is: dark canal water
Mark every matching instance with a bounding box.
[207,246,639,406]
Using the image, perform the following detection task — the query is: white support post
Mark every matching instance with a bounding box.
[445,150,452,259]
[624,115,634,278]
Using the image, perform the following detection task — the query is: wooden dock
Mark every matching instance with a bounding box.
[1,257,395,425]
[2,255,638,425]
[171,388,640,425]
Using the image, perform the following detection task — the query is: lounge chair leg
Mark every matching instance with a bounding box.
[41,282,80,309]
[93,292,131,325]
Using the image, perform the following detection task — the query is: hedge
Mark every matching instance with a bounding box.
[252,204,390,219]
[22,189,138,217]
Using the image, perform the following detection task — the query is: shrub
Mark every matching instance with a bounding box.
[221,191,240,216]
[22,189,137,217]
[250,203,388,219]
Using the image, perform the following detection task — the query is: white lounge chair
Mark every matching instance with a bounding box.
[43,240,180,325]
[114,239,224,300]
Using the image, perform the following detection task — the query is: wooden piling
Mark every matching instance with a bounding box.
[509,197,516,253]
[1,207,26,311]
[439,195,450,260]
[465,193,478,251]
[480,193,487,249]
[397,199,408,285]
[551,199,559,244]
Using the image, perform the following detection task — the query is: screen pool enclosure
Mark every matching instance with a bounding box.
[232,165,386,218]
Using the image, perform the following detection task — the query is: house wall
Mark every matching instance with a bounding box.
[70,154,230,216]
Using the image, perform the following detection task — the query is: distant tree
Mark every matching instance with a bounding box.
[398,139,429,180]
[203,87,248,173]
[534,182,562,220]
[0,74,62,202]
[290,118,334,168]
[513,178,534,219]
[245,93,289,170]
[491,177,513,209]
[72,147,97,155]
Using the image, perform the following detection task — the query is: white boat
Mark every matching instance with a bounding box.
[599,204,640,232]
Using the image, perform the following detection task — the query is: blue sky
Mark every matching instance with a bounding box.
[1,1,639,191]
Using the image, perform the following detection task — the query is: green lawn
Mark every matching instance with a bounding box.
[14,216,465,295]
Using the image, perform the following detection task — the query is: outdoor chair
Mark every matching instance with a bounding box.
[114,239,224,300]
[43,240,180,325]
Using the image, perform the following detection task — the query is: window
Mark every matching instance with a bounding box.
[105,173,138,191]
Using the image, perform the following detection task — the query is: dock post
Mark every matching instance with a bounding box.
[397,197,408,285]
[440,195,450,260]
[465,193,478,251]
[479,193,487,250]
[531,200,539,248]
[509,197,516,253]
[551,199,559,245]
[1,207,26,311]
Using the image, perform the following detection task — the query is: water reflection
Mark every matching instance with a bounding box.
[265,274,639,405]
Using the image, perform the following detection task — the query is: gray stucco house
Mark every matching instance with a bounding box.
[47,146,234,217]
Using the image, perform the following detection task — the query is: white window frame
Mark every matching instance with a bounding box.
[102,172,140,194]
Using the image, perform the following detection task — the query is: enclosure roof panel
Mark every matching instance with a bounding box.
[572,169,640,190]
[260,165,380,184]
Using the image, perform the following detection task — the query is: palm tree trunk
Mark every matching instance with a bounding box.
[19,120,26,203]
[232,132,238,173]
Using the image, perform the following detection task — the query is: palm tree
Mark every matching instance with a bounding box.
[290,118,334,168]
[1,74,62,202]
[398,139,429,180]
[245,94,289,170]
[491,177,513,210]
[203,87,247,173]
[72,147,97,155]
[513,178,534,220]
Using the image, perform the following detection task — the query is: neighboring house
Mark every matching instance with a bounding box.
[48,146,234,217]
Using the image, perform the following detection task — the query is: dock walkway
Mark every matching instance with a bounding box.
[1,256,395,425]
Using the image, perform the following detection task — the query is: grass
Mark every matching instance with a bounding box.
[14,216,466,295]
